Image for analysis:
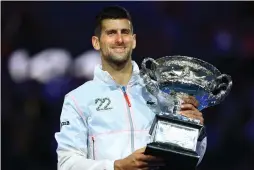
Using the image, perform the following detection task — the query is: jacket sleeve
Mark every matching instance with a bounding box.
[196,137,207,165]
[55,95,115,170]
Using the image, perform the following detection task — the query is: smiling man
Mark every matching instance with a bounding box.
[55,6,207,170]
[91,8,136,86]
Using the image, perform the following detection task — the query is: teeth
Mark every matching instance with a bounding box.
[113,47,125,52]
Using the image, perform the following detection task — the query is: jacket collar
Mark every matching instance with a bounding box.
[93,61,142,87]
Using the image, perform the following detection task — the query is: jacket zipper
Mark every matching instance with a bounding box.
[121,86,134,153]
[92,136,95,160]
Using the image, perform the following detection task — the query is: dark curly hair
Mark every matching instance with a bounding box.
[94,5,133,37]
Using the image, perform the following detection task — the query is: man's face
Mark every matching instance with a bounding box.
[93,19,136,65]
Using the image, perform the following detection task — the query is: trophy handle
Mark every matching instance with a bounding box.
[211,74,233,103]
[141,58,160,96]
[141,58,159,80]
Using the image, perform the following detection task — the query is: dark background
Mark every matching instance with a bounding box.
[1,1,254,170]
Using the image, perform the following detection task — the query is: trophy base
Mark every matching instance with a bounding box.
[145,114,203,170]
[145,142,199,170]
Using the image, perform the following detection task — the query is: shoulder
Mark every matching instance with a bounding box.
[65,80,106,102]
[62,80,108,117]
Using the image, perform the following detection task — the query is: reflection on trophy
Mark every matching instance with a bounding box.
[141,56,232,169]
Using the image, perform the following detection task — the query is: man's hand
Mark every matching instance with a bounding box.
[179,96,204,125]
[114,147,165,170]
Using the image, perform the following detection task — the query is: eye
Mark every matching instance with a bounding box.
[122,29,130,34]
[107,30,116,35]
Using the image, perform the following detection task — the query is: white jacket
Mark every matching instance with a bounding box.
[55,61,207,170]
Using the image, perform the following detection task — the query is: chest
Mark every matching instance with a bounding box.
[86,87,156,135]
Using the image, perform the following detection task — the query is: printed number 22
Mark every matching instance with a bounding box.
[95,98,112,111]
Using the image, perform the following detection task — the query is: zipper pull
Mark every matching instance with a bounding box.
[91,136,95,160]
[121,86,131,107]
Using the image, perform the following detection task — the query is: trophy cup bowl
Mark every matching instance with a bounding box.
[141,56,232,169]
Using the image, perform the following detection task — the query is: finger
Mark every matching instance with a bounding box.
[135,161,149,168]
[134,160,163,169]
[137,161,166,169]
[138,154,163,162]
[135,147,146,153]
[141,168,149,170]
[180,110,202,118]
[180,104,196,111]
[180,107,202,116]
[138,161,164,170]
[182,96,199,107]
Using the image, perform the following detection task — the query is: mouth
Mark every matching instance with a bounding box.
[112,47,126,53]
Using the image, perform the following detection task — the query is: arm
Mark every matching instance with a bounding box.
[196,137,207,165]
[179,96,207,165]
[55,95,115,170]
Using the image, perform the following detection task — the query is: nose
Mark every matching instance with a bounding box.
[115,33,123,44]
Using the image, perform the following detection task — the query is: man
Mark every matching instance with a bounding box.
[55,6,207,170]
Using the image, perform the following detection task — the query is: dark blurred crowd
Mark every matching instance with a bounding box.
[1,2,254,170]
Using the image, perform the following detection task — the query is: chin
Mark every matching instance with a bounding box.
[110,56,129,65]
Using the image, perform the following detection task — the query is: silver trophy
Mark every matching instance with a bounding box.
[141,56,232,169]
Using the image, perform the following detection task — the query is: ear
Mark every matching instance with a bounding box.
[132,34,136,49]
[92,36,100,50]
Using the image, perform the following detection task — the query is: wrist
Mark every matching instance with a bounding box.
[114,159,123,170]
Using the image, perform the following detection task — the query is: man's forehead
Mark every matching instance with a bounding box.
[101,19,132,30]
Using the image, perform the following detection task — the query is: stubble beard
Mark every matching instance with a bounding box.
[107,49,132,66]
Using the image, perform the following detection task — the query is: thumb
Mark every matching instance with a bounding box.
[135,147,146,153]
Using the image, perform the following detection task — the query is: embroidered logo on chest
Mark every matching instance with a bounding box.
[95,98,113,111]
[146,100,156,106]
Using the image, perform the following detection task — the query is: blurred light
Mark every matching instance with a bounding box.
[8,49,30,83]
[29,48,71,83]
[214,30,232,51]
[242,35,254,57]
[43,77,71,102]
[245,87,254,142]
[73,50,101,79]
[245,117,254,143]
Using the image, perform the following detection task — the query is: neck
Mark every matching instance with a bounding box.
[102,59,133,86]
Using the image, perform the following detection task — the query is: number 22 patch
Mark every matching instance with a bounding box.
[95,98,113,111]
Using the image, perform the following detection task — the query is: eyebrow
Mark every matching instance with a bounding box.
[105,28,131,33]
[105,29,117,33]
